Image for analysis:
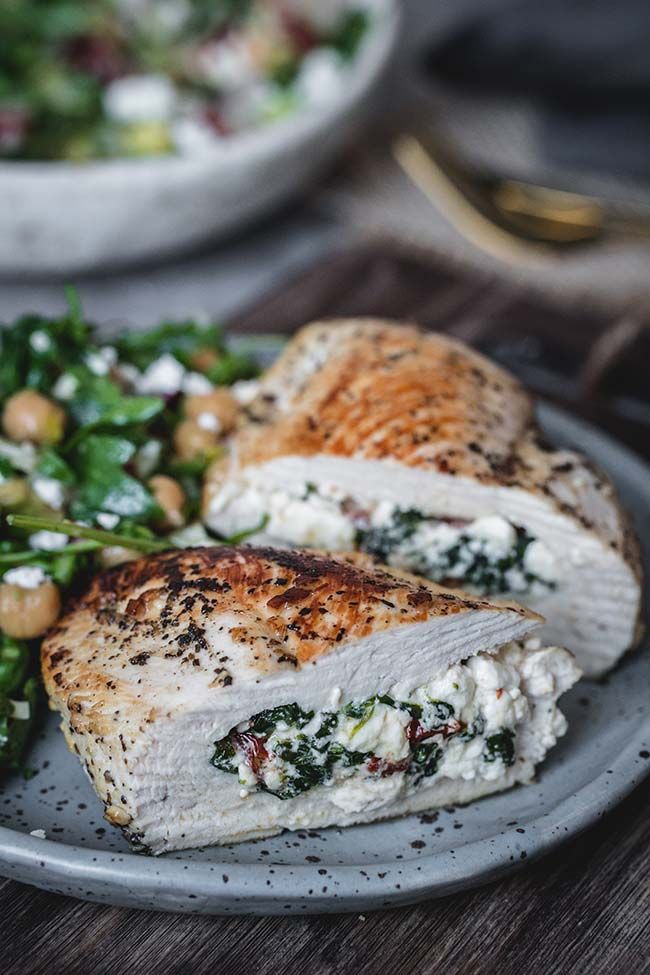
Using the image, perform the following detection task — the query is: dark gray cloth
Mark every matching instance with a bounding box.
[425,0,650,180]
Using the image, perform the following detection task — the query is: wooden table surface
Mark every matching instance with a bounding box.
[2,245,649,974]
[2,775,648,974]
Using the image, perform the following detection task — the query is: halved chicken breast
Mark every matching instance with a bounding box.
[42,546,579,853]
[203,320,643,677]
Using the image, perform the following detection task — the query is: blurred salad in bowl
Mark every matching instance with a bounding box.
[0,289,259,770]
[0,0,372,160]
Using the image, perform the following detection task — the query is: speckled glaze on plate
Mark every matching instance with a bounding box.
[0,402,648,914]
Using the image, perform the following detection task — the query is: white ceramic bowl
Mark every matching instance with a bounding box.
[0,0,398,276]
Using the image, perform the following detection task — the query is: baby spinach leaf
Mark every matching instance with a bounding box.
[249,703,314,736]
[0,309,90,401]
[410,741,442,778]
[211,737,237,774]
[35,448,75,486]
[484,728,516,766]
[67,370,163,429]
[423,700,455,727]
[458,714,486,742]
[72,434,159,521]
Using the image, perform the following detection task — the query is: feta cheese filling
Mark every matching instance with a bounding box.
[207,480,558,596]
[211,643,571,805]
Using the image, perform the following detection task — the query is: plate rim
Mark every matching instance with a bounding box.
[0,401,648,913]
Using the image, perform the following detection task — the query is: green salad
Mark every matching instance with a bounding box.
[0,289,258,771]
[0,0,370,161]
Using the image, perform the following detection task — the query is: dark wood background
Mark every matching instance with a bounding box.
[2,246,648,974]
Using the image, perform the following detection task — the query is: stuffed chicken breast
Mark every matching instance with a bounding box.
[204,320,642,677]
[42,546,579,854]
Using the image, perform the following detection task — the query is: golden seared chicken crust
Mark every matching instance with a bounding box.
[224,319,531,479]
[204,319,641,575]
[42,546,535,702]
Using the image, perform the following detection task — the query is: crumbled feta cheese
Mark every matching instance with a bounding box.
[3,566,49,589]
[182,372,214,396]
[0,439,37,473]
[196,411,221,433]
[31,476,65,510]
[336,702,410,761]
[524,540,557,582]
[467,516,517,558]
[133,440,162,479]
[29,530,69,551]
[52,372,79,401]
[96,512,120,530]
[168,521,213,548]
[295,49,344,106]
[104,74,177,123]
[84,346,118,376]
[136,354,186,396]
[11,699,31,720]
[114,362,141,390]
[29,330,52,353]
[196,35,258,92]
[231,380,260,405]
[221,80,276,130]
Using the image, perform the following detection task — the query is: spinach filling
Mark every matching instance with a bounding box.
[355,508,553,596]
[211,694,517,801]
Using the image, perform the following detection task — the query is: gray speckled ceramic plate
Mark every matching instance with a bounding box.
[0,402,648,915]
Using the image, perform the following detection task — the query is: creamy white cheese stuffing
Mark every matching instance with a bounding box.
[209,480,355,549]
[223,643,578,815]
[207,479,558,591]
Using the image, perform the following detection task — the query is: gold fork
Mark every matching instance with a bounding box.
[393,131,650,264]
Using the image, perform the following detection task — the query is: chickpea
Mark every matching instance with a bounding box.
[149,474,186,529]
[0,477,29,510]
[189,347,220,373]
[184,389,239,436]
[0,580,61,639]
[173,419,219,460]
[2,389,65,445]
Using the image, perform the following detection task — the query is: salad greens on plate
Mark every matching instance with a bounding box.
[0,289,259,772]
